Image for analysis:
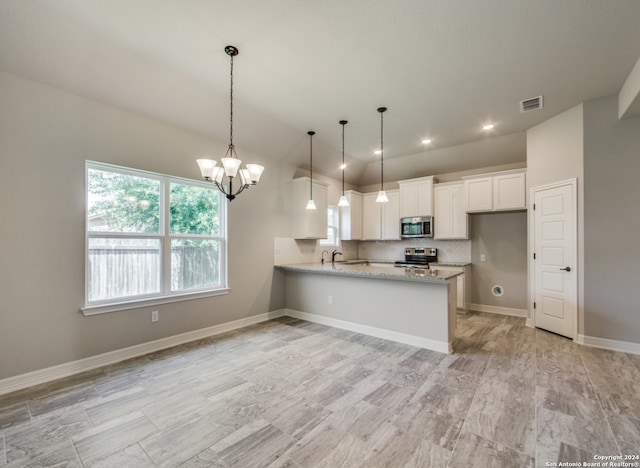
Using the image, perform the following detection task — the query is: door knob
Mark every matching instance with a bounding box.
[560,267,571,272]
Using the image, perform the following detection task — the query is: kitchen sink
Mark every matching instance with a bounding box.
[339,260,370,265]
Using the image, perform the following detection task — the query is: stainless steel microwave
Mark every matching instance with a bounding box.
[400,216,433,238]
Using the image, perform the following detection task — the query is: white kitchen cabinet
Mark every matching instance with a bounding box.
[464,176,493,212]
[292,177,328,239]
[434,182,468,239]
[398,176,436,217]
[381,190,400,240]
[362,190,400,240]
[339,190,363,240]
[463,169,526,212]
[493,171,526,210]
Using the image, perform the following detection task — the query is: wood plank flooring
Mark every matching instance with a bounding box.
[1,311,639,467]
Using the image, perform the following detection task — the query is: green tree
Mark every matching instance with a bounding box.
[88,169,218,235]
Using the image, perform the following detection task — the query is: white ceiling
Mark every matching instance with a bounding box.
[1,0,639,185]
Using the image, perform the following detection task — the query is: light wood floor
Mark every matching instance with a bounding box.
[1,311,639,467]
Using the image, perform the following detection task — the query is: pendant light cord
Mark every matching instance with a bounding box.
[229,52,234,147]
[309,131,314,200]
[379,108,385,191]
[341,121,346,195]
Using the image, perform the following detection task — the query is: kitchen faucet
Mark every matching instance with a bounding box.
[321,250,329,264]
[331,249,343,263]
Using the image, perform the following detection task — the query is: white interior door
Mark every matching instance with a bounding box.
[532,181,577,339]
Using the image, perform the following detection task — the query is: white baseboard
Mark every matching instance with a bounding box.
[285,309,452,354]
[470,303,529,318]
[577,334,640,356]
[525,318,533,328]
[0,310,286,397]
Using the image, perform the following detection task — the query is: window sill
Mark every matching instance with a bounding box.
[81,288,230,316]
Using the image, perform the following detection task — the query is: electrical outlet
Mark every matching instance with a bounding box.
[151,310,159,322]
[328,295,333,305]
[480,254,486,262]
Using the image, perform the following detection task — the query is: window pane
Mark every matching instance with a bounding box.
[88,238,161,301]
[88,169,160,233]
[171,239,220,291]
[170,182,219,236]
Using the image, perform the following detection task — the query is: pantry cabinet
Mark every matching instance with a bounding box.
[463,169,526,212]
[292,177,328,239]
[434,182,468,239]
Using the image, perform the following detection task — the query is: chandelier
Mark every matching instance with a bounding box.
[197,45,264,201]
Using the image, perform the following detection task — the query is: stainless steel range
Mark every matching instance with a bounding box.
[394,247,437,268]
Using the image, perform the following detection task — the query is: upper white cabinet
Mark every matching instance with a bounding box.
[398,176,437,217]
[463,169,526,213]
[362,190,400,240]
[339,190,363,241]
[292,177,328,239]
[434,182,468,239]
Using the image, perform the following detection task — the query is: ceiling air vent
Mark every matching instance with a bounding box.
[520,95,543,112]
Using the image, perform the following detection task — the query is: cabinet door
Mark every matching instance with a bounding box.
[362,194,381,240]
[451,183,468,238]
[417,179,434,216]
[381,190,400,240]
[493,172,525,210]
[340,191,362,240]
[465,177,493,212]
[399,182,418,218]
[433,185,451,239]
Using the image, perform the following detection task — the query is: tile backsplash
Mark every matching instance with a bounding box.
[274,237,470,264]
[358,239,471,263]
[274,237,358,265]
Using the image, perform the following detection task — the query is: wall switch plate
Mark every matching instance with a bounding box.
[151,310,159,322]
[480,254,486,262]
[328,295,333,305]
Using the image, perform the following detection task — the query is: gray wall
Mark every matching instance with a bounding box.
[469,212,528,310]
[0,71,289,380]
[526,104,585,330]
[583,96,640,343]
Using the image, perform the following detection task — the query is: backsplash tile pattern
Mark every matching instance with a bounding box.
[359,239,471,263]
[274,238,358,265]
[274,237,470,264]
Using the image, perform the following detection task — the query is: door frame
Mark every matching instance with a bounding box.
[529,178,578,340]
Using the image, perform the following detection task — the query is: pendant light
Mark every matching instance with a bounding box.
[305,131,317,210]
[376,107,389,203]
[337,120,350,208]
[196,45,264,201]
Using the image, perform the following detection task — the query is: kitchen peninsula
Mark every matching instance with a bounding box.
[275,262,461,354]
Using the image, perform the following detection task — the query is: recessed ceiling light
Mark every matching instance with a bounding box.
[339,163,347,170]
[422,139,432,145]
[374,149,382,155]
[482,124,495,131]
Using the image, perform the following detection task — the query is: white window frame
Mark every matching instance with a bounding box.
[320,205,340,247]
[82,161,228,315]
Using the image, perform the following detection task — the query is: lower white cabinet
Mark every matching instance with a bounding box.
[434,182,467,239]
[362,190,400,240]
[292,177,328,239]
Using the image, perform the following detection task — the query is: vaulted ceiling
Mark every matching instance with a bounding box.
[1,1,639,185]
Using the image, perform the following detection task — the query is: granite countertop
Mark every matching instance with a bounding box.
[275,262,462,283]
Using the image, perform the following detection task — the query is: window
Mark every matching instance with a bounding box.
[84,162,226,313]
[320,205,339,247]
